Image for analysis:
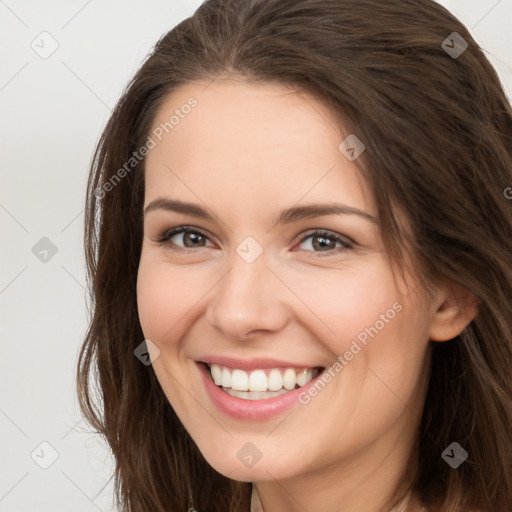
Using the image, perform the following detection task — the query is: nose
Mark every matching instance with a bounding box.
[205,249,289,340]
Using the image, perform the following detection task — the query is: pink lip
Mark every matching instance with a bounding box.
[197,361,324,421]
[198,355,319,372]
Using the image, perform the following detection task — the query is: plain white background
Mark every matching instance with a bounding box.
[1,1,511,510]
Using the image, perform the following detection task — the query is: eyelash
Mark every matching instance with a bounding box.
[155,225,354,256]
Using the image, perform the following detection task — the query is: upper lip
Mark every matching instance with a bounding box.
[198,356,323,371]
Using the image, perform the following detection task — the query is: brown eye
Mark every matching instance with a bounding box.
[296,230,353,255]
[157,226,214,249]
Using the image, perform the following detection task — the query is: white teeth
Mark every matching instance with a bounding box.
[231,369,249,391]
[221,366,230,388]
[248,370,267,392]
[211,364,222,385]
[267,369,283,391]
[208,364,316,396]
[226,388,290,400]
[296,369,310,387]
[283,368,296,390]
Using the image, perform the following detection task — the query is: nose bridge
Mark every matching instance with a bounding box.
[206,244,286,338]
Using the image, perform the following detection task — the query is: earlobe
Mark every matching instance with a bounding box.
[429,284,480,342]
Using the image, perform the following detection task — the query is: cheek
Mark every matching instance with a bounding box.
[287,261,403,356]
[136,256,201,345]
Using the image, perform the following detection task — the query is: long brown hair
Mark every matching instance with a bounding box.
[77,0,512,510]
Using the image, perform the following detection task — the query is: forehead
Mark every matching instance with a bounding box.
[143,77,374,218]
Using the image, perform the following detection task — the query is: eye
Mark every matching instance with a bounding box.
[155,226,354,256]
[295,230,353,256]
[156,226,215,250]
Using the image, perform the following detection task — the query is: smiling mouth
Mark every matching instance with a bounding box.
[204,363,324,400]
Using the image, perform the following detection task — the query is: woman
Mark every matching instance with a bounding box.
[77,0,512,510]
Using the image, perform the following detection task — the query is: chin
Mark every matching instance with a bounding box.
[195,439,307,483]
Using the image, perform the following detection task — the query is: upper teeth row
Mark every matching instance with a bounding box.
[209,364,316,392]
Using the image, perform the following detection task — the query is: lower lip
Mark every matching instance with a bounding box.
[197,362,323,421]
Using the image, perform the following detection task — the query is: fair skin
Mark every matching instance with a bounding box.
[136,77,478,512]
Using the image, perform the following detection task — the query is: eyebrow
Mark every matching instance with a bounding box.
[143,198,377,225]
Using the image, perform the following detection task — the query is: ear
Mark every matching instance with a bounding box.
[429,282,480,342]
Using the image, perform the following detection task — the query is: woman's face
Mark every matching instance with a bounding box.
[136,77,440,483]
